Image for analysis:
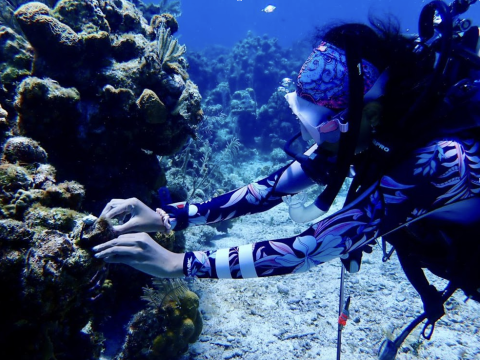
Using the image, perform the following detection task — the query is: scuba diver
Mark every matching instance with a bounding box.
[94,0,480,357]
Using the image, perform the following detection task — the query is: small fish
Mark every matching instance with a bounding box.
[280,77,293,87]
[262,5,276,13]
[277,86,288,93]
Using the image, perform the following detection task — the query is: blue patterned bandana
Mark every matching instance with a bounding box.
[296,42,380,110]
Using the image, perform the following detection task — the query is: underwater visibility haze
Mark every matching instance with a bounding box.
[0,0,480,359]
[176,0,480,50]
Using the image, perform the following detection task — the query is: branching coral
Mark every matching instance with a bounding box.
[156,24,186,68]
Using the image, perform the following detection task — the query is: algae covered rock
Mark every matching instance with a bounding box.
[14,2,82,59]
[150,13,179,34]
[0,146,118,360]
[3,0,202,213]
[53,0,111,34]
[0,26,34,106]
[15,76,81,142]
[136,88,168,124]
[2,136,48,164]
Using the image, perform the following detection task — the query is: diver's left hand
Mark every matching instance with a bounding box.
[93,233,184,278]
[282,192,325,223]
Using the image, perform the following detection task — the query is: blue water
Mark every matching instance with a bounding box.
[165,0,480,50]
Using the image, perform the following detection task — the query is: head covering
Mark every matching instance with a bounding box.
[285,41,385,145]
[296,42,380,110]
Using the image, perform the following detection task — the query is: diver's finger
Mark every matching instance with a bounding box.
[101,254,138,264]
[112,219,140,234]
[104,203,135,220]
[100,199,128,217]
[92,237,138,252]
[94,245,141,259]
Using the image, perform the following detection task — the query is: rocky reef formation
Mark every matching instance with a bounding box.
[0,0,202,213]
[118,279,203,360]
[0,0,203,358]
[0,126,107,359]
[186,32,308,156]
[0,106,199,359]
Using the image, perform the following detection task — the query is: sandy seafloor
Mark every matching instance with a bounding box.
[176,157,480,360]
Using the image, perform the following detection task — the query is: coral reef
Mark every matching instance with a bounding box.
[118,279,203,360]
[131,0,182,25]
[0,135,109,359]
[0,2,203,358]
[256,87,299,151]
[0,0,202,213]
[0,24,34,112]
[183,33,309,161]
[0,133,194,359]
[187,32,306,107]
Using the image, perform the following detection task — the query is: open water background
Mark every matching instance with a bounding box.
[165,0,480,51]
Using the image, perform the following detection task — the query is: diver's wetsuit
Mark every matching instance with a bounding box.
[175,135,480,279]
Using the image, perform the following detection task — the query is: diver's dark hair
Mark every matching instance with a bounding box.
[315,17,438,138]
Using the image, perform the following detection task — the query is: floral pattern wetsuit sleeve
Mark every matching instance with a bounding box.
[181,166,292,228]
[184,137,480,279]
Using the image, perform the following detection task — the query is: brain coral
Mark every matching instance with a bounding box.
[1,0,202,213]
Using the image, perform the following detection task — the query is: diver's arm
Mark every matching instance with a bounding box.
[185,136,480,279]
[93,178,384,279]
[165,145,322,231]
[183,180,384,279]
[95,138,480,279]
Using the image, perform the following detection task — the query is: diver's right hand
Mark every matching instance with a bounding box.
[93,232,184,278]
[100,198,171,234]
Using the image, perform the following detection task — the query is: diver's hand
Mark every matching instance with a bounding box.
[282,192,308,209]
[100,198,171,234]
[282,192,325,223]
[92,233,184,278]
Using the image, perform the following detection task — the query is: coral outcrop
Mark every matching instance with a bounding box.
[0,133,108,360]
[0,130,194,360]
[0,0,202,213]
[0,1,202,359]
[118,279,203,360]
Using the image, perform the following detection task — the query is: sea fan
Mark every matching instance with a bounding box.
[156,24,186,67]
[141,278,189,309]
[223,136,241,163]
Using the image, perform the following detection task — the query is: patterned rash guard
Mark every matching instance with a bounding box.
[178,136,480,279]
